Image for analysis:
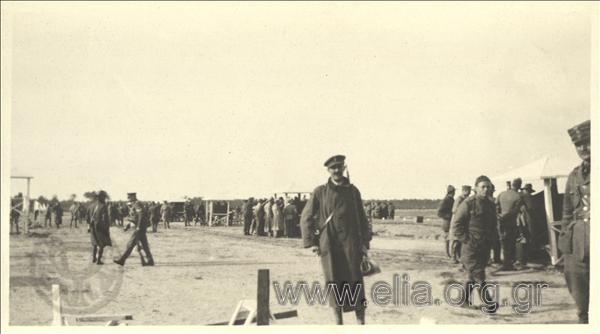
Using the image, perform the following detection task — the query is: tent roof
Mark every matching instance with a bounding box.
[492,154,578,184]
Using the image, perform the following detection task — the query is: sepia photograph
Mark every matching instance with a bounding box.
[1,1,598,331]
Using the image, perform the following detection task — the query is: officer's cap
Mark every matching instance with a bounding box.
[324,155,346,168]
[461,185,472,191]
[127,192,137,201]
[568,120,590,145]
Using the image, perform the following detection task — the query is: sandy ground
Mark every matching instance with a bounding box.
[9,211,580,325]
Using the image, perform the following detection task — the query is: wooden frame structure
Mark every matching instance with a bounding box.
[204,199,231,226]
[10,175,33,234]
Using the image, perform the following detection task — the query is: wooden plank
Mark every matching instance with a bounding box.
[51,284,63,326]
[208,310,297,325]
[256,269,270,326]
[74,314,133,322]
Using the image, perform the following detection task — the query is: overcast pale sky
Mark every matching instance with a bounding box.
[5,2,594,200]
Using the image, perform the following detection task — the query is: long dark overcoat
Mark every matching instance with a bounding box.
[90,202,112,248]
[300,177,371,312]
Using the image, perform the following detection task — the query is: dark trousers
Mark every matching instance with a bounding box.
[243,216,252,235]
[117,230,154,265]
[564,255,589,323]
[500,223,517,267]
[256,217,266,236]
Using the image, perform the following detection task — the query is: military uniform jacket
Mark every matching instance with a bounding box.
[128,202,150,232]
[437,195,454,221]
[559,162,590,261]
[452,195,498,244]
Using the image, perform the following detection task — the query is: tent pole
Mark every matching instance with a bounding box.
[543,178,559,265]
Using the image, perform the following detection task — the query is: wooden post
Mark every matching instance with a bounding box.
[543,178,559,265]
[256,269,270,325]
[226,201,230,226]
[51,284,63,326]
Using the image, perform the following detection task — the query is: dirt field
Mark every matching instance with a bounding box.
[9,210,580,325]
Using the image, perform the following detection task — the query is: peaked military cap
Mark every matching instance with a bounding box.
[568,120,590,144]
[127,192,137,201]
[461,185,472,191]
[324,154,346,167]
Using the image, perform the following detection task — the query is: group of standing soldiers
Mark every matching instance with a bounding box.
[439,178,536,270]
[364,201,395,220]
[242,196,304,238]
[434,120,590,322]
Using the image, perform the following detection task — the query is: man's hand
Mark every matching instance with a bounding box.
[311,245,320,256]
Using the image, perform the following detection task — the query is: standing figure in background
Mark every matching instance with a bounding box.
[90,191,112,265]
[272,197,285,237]
[437,185,455,259]
[161,201,171,229]
[265,198,274,237]
[449,185,471,264]
[283,198,299,238]
[496,178,524,271]
[54,201,63,229]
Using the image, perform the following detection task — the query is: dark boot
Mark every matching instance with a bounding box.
[355,308,365,325]
[96,247,104,265]
[333,307,343,325]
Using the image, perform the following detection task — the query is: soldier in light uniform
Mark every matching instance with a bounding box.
[453,175,499,314]
[114,193,155,266]
[558,120,590,324]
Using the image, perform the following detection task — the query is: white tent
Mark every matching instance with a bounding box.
[491,154,580,265]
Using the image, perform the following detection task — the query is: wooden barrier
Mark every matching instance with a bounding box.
[51,284,133,326]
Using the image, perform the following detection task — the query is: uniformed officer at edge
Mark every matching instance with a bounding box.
[558,119,590,324]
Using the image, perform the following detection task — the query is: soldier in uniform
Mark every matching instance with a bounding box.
[301,155,371,325]
[437,185,455,259]
[183,200,193,227]
[114,193,155,266]
[283,198,299,238]
[161,201,171,229]
[449,185,471,263]
[452,175,499,314]
[54,201,63,229]
[558,120,590,324]
[242,198,254,235]
[387,202,395,220]
[10,194,23,234]
[496,178,525,271]
[90,191,112,265]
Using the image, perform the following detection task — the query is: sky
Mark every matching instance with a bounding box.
[4,2,595,200]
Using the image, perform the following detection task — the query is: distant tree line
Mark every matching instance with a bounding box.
[366,199,442,210]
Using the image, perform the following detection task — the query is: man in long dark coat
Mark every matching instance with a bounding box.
[301,155,371,325]
[90,191,112,264]
[558,120,590,323]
